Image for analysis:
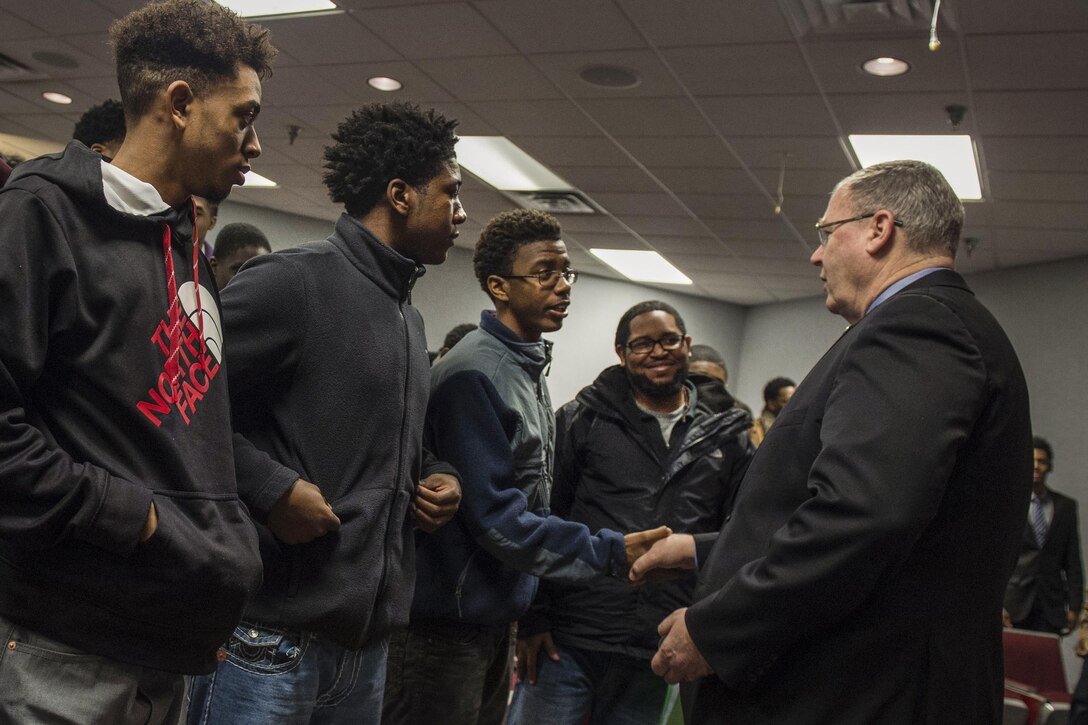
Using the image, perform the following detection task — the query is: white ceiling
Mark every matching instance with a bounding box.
[1,0,1086,305]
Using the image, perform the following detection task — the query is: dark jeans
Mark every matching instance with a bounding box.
[506,642,669,725]
[0,612,185,725]
[382,620,512,725]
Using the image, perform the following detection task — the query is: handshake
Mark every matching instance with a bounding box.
[623,529,699,584]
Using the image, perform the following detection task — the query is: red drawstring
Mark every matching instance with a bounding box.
[161,203,208,389]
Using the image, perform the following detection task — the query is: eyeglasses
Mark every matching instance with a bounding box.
[814,213,903,245]
[625,333,685,355]
[500,269,578,288]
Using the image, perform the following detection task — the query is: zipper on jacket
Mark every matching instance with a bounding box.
[454,551,477,619]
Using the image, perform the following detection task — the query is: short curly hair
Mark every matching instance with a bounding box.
[614,300,686,348]
[73,99,126,148]
[213,222,271,259]
[473,209,563,296]
[323,102,459,218]
[110,0,276,121]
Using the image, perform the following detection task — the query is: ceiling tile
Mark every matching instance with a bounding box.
[617,137,742,169]
[2,0,117,34]
[0,8,51,39]
[306,62,454,103]
[261,66,357,106]
[831,91,976,135]
[992,201,1088,230]
[987,171,1088,203]
[579,97,712,136]
[529,49,684,99]
[470,99,597,136]
[967,33,1088,91]
[415,56,561,101]
[954,0,1088,33]
[261,14,399,65]
[663,44,814,96]
[700,95,837,136]
[591,192,687,217]
[475,0,645,54]
[974,91,1088,136]
[514,136,632,167]
[616,0,796,47]
[982,136,1088,174]
[552,165,664,195]
[358,3,515,58]
[804,37,966,93]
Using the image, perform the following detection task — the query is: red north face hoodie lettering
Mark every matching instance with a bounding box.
[137,317,220,427]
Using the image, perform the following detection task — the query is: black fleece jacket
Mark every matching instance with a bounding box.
[0,142,262,674]
[522,366,754,657]
[223,213,456,650]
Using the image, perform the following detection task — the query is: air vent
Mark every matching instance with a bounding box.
[0,52,46,82]
[781,0,956,36]
[507,191,598,215]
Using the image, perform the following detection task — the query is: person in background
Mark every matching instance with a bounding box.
[748,376,795,446]
[432,322,478,364]
[72,98,127,161]
[688,343,753,418]
[194,196,219,257]
[210,221,271,289]
[0,1,275,721]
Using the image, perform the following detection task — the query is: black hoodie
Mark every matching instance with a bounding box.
[0,142,262,674]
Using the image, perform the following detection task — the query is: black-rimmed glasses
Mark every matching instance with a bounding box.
[814,213,903,245]
[500,269,578,288]
[625,333,685,356]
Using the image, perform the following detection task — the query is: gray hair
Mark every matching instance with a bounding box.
[834,160,964,257]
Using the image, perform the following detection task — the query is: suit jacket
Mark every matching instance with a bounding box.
[1004,489,1083,632]
[684,269,1032,724]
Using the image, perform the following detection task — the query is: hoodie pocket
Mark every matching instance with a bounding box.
[128,491,262,630]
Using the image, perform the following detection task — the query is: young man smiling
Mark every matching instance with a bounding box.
[383,210,668,725]
[0,1,274,722]
[508,302,753,725]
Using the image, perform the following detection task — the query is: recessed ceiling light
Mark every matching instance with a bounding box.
[216,1,339,19]
[861,57,911,77]
[237,170,277,188]
[367,76,403,92]
[579,64,641,89]
[457,136,571,192]
[42,92,72,105]
[848,134,982,200]
[589,249,692,285]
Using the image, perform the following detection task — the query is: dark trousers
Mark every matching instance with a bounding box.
[382,620,512,725]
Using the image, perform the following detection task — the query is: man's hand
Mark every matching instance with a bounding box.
[651,608,712,684]
[629,533,696,584]
[268,479,341,545]
[412,474,461,532]
[624,526,672,567]
[140,501,158,542]
[515,632,559,685]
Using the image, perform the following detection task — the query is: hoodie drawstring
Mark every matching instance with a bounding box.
[161,214,207,389]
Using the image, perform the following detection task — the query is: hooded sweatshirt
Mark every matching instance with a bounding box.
[0,142,262,674]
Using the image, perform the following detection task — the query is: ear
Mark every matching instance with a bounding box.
[167,80,195,131]
[387,178,412,218]
[486,274,510,304]
[683,335,693,351]
[615,344,628,365]
[864,209,896,255]
[89,142,109,155]
[209,256,220,273]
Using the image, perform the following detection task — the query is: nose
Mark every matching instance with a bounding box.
[810,244,824,266]
[453,199,467,225]
[245,126,261,159]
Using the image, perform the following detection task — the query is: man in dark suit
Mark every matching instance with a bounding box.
[630,160,1032,724]
[1004,437,1084,634]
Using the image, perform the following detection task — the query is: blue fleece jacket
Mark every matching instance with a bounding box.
[410,312,626,625]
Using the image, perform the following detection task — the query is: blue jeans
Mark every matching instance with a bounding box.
[506,642,668,725]
[187,622,387,725]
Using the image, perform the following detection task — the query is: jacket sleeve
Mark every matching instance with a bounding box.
[0,188,151,555]
[427,370,626,584]
[220,253,303,521]
[421,446,459,481]
[685,295,995,688]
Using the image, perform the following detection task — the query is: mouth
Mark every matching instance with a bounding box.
[234,166,250,186]
[546,301,570,319]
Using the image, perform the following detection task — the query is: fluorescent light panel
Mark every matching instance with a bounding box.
[216,1,337,18]
[848,134,983,200]
[239,170,277,188]
[590,249,692,285]
[456,136,571,192]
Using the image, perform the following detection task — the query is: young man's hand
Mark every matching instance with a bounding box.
[412,474,461,532]
[623,525,672,567]
[515,632,559,685]
[268,479,341,544]
[629,533,696,584]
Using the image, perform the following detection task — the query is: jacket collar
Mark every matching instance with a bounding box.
[479,310,552,378]
[332,213,425,302]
